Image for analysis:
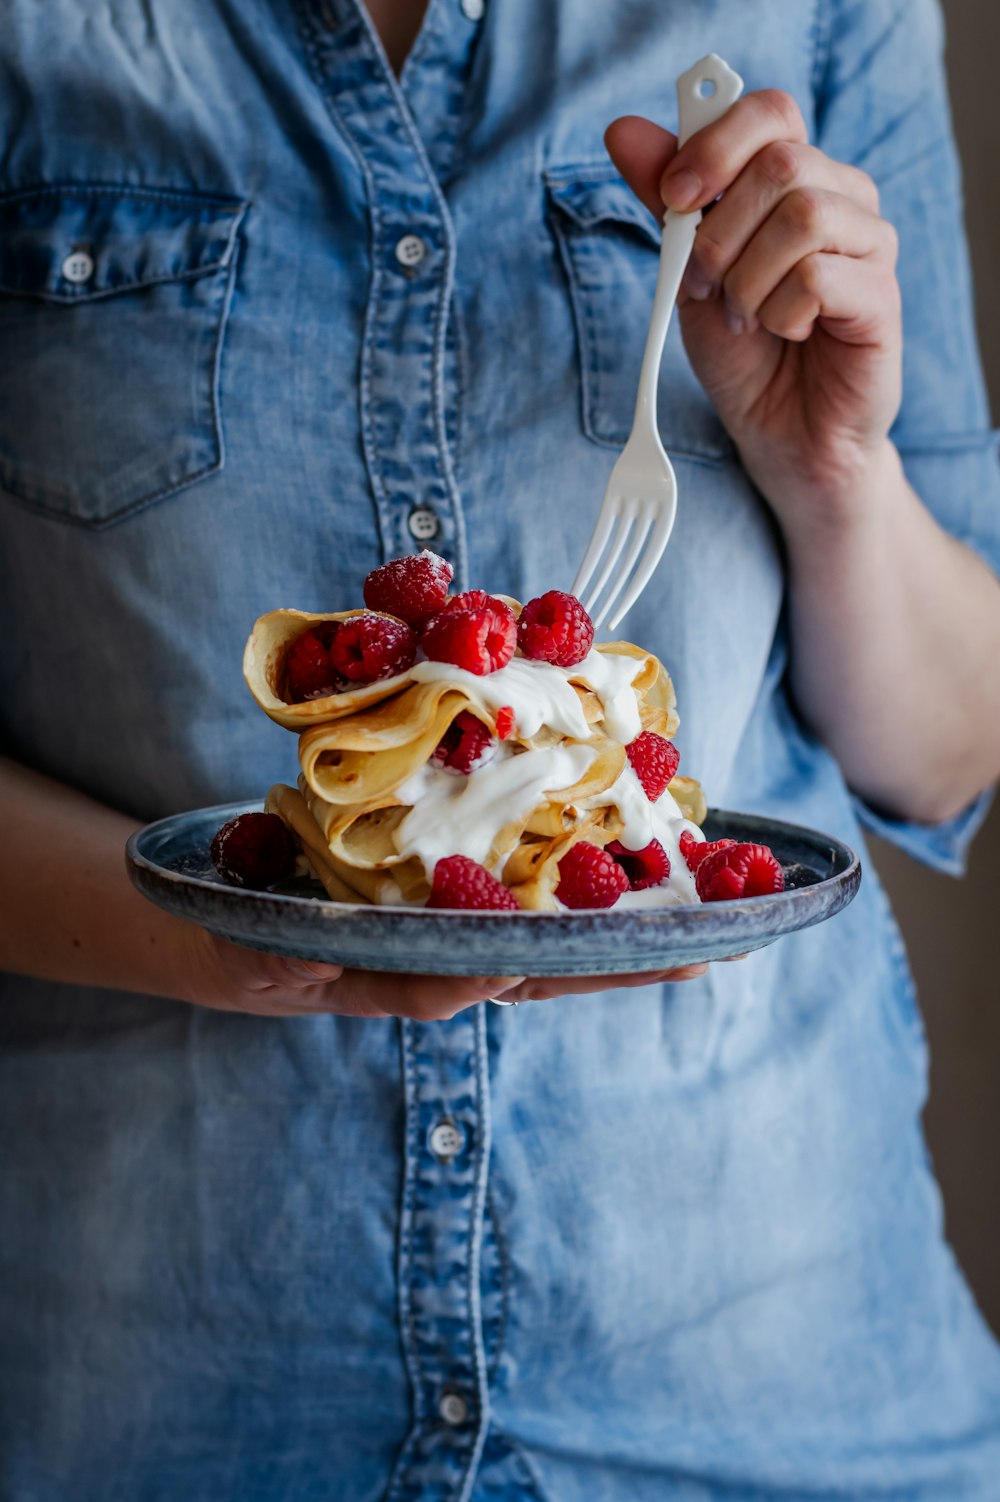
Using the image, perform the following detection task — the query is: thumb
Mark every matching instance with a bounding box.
[605,116,678,221]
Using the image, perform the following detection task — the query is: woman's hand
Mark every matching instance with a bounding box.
[0,759,709,1018]
[608,90,1000,824]
[606,92,903,538]
[188,929,708,1021]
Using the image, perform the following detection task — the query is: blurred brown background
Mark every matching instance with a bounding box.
[870,0,1000,1334]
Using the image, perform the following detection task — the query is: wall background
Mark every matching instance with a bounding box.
[869,0,1000,1334]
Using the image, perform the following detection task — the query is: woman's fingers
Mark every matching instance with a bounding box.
[756,250,902,344]
[604,115,678,220]
[328,970,526,1021]
[204,938,709,1020]
[718,189,896,335]
[202,937,708,1021]
[208,935,342,993]
[503,964,707,1003]
[606,102,891,347]
[660,89,809,211]
[683,144,880,301]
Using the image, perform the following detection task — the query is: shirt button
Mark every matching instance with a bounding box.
[438,1390,469,1426]
[461,0,485,18]
[429,1119,464,1162]
[408,506,440,543]
[395,234,427,269]
[61,250,94,285]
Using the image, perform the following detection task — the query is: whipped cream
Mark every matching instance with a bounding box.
[387,647,698,909]
[573,649,644,742]
[393,741,598,875]
[566,758,703,907]
[408,648,644,742]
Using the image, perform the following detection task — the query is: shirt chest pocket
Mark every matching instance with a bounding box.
[0,185,247,528]
[545,167,733,464]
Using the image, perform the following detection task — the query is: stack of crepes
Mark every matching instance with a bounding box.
[243,602,707,911]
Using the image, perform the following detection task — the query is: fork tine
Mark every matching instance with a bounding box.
[590,507,654,632]
[572,505,618,600]
[580,514,634,619]
[606,507,675,631]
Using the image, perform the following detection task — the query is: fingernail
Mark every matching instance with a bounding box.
[488,976,527,993]
[724,307,746,337]
[682,267,713,301]
[663,167,702,210]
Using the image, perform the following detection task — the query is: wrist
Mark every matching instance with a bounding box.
[776,437,907,568]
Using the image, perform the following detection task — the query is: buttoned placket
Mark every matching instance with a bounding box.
[298,0,478,585]
[390,1006,493,1498]
[297,4,493,1498]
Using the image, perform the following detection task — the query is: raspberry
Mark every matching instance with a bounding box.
[329,612,417,683]
[427,854,521,910]
[695,842,785,902]
[283,622,343,702]
[555,841,630,910]
[210,812,297,890]
[516,591,594,668]
[495,705,516,740]
[445,590,515,623]
[680,833,735,873]
[421,605,516,676]
[626,732,680,801]
[362,550,454,627]
[606,838,670,891]
[431,710,496,774]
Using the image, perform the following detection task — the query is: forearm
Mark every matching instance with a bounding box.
[784,441,1000,823]
[0,756,203,996]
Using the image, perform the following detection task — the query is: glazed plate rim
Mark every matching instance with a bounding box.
[126,801,861,975]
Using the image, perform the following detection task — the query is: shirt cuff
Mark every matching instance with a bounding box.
[853,783,996,877]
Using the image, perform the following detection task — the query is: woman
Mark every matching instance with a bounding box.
[2,0,999,1496]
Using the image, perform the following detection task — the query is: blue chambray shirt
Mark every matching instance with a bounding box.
[2,1,1000,1497]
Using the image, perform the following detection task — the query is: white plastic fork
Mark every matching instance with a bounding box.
[573,54,744,633]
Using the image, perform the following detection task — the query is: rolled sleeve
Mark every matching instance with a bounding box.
[855,785,995,878]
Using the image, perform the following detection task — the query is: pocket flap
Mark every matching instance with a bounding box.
[544,168,661,245]
[0,186,248,303]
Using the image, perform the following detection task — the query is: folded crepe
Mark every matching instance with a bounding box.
[247,598,703,911]
[244,609,417,731]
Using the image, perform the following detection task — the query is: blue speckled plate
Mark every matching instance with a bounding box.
[126,801,860,976]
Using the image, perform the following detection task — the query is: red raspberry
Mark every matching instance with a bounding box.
[210,812,297,890]
[329,612,417,683]
[363,550,454,627]
[445,590,515,623]
[516,591,594,668]
[626,732,680,801]
[430,710,496,774]
[695,842,785,902]
[283,622,344,702]
[495,705,516,740]
[680,833,735,873]
[606,838,670,891]
[427,854,521,910]
[555,841,630,910]
[421,605,516,676]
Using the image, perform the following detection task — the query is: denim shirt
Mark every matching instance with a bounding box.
[2,1,1000,1498]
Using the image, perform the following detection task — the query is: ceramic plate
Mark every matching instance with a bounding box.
[126,802,860,976]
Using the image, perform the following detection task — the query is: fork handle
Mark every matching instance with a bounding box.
[631,55,744,430]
